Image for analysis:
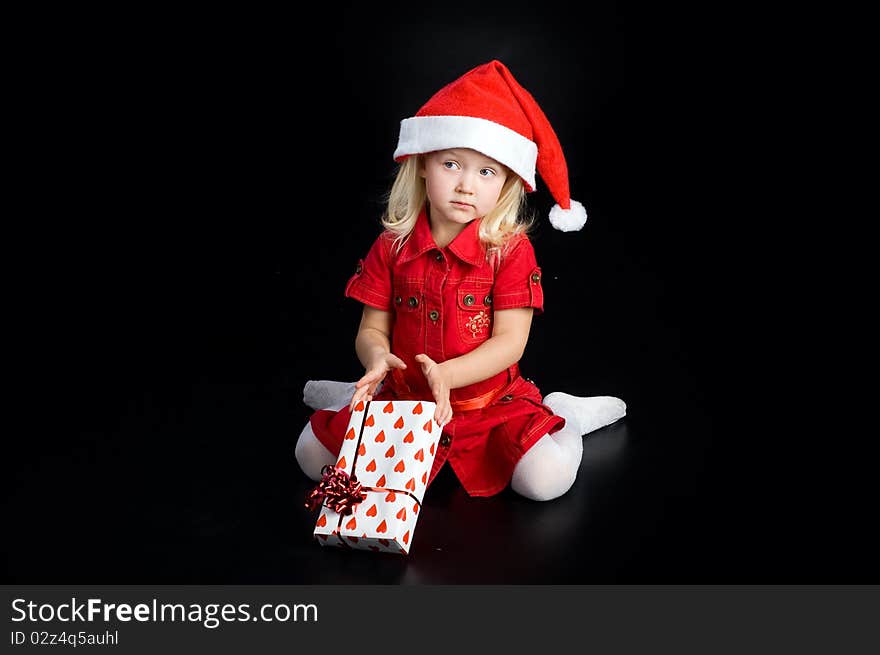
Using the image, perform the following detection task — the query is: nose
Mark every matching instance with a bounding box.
[455,170,476,194]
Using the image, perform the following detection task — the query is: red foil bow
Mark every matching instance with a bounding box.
[305,465,367,516]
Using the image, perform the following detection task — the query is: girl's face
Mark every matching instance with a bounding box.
[420,148,509,231]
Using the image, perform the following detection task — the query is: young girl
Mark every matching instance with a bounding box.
[295,60,626,501]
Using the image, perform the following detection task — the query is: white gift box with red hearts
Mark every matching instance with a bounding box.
[313,399,442,555]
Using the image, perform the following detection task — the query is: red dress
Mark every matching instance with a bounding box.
[309,208,565,497]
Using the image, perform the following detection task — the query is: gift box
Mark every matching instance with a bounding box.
[307,399,442,555]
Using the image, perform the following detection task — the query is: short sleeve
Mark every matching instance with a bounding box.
[344,233,393,311]
[491,237,544,314]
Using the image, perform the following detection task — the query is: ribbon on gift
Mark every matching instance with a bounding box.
[305,465,367,516]
[306,468,423,544]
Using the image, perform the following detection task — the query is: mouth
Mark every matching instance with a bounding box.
[450,201,473,209]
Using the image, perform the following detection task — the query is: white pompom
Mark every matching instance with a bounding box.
[548,200,588,232]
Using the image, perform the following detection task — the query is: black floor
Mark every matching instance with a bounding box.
[6,361,647,583]
[9,249,873,585]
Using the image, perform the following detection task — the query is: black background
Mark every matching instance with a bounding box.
[7,3,872,583]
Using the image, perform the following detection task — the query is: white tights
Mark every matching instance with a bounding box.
[509,423,584,502]
[294,381,626,502]
[294,420,338,482]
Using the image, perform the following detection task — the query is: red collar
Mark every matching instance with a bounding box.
[397,206,486,267]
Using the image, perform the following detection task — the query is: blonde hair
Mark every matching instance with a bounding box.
[380,154,534,256]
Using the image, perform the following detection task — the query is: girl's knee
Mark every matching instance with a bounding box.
[294,423,336,481]
[510,437,579,502]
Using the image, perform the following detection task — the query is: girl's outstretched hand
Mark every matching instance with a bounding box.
[414,354,453,427]
[349,352,407,412]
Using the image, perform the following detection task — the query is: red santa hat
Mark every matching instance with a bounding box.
[393,60,587,232]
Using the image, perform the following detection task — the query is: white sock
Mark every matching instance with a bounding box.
[303,379,357,411]
[542,393,627,436]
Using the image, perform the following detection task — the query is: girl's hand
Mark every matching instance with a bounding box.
[349,352,407,411]
[414,354,453,426]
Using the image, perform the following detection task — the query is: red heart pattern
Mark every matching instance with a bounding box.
[315,488,421,555]
[354,400,364,412]
[314,400,444,555]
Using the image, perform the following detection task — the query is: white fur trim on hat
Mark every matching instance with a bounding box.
[548,200,587,232]
[394,115,538,191]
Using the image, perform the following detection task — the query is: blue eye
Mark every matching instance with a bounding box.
[480,168,496,176]
[443,161,459,170]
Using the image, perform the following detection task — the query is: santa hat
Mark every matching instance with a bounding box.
[393,60,587,232]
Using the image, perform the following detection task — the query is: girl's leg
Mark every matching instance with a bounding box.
[510,425,583,501]
[294,394,351,481]
[510,394,626,501]
[294,421,337,481]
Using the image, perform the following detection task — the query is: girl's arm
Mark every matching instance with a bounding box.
[415,308,533,424]
[438,307,533,388]
[349,306,407,410]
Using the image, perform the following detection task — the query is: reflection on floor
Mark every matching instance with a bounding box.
[6,363,736,584]
[9,326,858,583]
